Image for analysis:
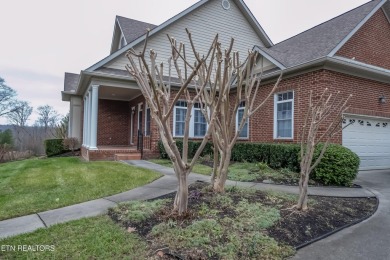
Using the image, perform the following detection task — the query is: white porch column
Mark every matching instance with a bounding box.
[82,97,87,146]
[89,85,99,150]
[86,92,91,147]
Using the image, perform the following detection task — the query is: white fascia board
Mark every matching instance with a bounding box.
[329,56,390,76]
[86,0,209,72]
[382,6,390,23]
[109,20,120,54]
[235,0,273,47]
[328,0,387,57]
[116,18,128,45]
[253,46,286,70]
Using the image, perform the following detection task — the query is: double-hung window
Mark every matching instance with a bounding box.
[174,101,187,137]
[236,101,249,138]
[274,91,294,139]
[194,103,207,137]
[173,101,207,137]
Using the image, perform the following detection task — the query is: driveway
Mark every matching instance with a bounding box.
[293,169,390,260]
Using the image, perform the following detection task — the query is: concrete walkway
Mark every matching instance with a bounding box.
[0,160,375,240]
[293,169,390,260]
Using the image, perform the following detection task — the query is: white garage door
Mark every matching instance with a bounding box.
[343,116,390,170]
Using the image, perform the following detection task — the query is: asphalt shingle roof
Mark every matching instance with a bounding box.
[259,0,383,68]
[64,72,80,92]
[116,16,157,44]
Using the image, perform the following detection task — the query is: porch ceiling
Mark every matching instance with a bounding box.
[99,86,141,101]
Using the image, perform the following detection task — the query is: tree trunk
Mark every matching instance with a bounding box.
[213,150,231,193]
[210,143,219,188]
[297,168,310,211]
[173,168,190,215]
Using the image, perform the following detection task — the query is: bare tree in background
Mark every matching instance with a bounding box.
[297,89,352,211]
[7,101,32,127]
[0,77,20,117]
[7,101,33,151]
[56,114,69,139]
[35,105,59,134]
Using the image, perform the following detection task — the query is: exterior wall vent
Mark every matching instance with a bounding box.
[222,0,231,10]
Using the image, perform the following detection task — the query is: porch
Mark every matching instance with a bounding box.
[80,82,158,161]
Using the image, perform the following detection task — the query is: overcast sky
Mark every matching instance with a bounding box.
[0,0,369,125]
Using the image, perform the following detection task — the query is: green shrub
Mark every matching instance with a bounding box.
[44,139,65,157]
[158,140,360,186]
[231,143,300,171]
[312,144,360,186]
[158,140,213,159]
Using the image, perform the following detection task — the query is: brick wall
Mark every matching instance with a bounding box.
[337,9,390,70]
[248,70,390,144]
[97,99,131,146]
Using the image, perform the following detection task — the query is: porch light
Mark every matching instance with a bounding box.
[379,95,386,104]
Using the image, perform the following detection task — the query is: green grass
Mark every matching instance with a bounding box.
[149,159,212,175]
[0,157,162,220]
[0,216,148,259]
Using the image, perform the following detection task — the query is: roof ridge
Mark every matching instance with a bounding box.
[270,0,379,47]
[116,15,157,27]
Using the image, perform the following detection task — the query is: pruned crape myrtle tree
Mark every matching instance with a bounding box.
[297,89,352,211]
[126,30,220,215]
[208,49,282,193]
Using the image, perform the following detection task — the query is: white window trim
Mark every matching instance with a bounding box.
[236,106,249,139]
[173,102,208,138]
[273,91,294,140]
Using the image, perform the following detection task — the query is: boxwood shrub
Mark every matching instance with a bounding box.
[44,139,66,157]
[158,140,360,186]
[312,144,360,186]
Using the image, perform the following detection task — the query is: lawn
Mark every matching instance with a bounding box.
[0,157,162,220]
[0,216,148,259]
[149,159,301,184]
[149,159,213,175]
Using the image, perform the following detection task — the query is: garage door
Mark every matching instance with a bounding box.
[342,116,390,170]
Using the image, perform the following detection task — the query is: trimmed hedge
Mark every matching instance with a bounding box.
[312,144,360,186]
[44,139,66,157]
[158,140,360,186]
[158,140,213,160]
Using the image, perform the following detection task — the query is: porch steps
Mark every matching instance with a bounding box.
[114,153,142,161]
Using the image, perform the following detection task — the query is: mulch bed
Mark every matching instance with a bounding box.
[108,182,377,259]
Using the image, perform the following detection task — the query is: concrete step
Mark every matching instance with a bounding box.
[114,153,141,161]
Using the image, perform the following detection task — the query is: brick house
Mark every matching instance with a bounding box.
[62,0,390,170]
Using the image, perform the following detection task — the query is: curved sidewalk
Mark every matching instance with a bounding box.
[0,160,375,240]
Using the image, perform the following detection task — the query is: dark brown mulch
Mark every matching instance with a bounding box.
[267,196,377,247]
[108,182,377,258]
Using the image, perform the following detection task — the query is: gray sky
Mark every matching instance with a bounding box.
[0,0,369,125]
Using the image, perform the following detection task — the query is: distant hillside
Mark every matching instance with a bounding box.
[0,125,13,132]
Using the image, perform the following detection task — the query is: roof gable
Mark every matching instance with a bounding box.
[336,8,390,70]
[259,0,385,68]
[110,16,157,54]
[88,0,273,72]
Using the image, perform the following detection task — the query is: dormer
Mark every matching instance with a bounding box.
[110,16,157,54]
